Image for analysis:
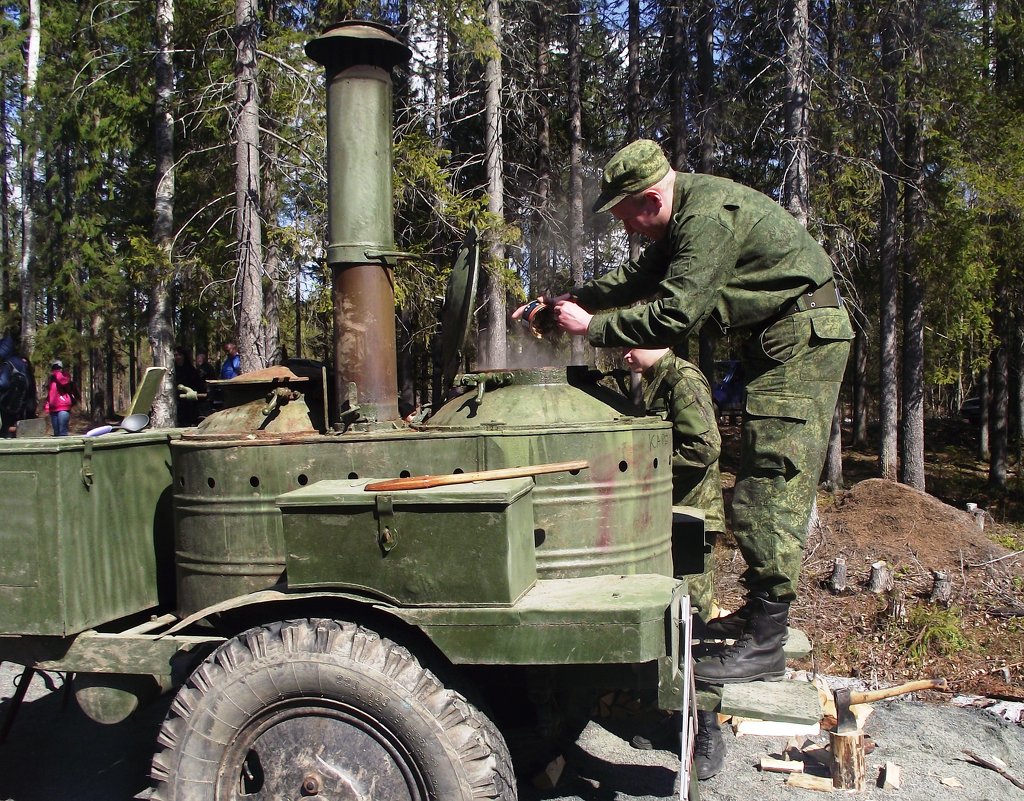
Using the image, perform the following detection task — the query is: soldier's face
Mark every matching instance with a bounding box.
[611,193,666,240]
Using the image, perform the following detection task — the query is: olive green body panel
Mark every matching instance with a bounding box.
[171,417,672,615]
[393,574,683,665]
[278,477,537,606]
[0,431,177,636]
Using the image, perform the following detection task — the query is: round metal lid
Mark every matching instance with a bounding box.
[438,226,480,394]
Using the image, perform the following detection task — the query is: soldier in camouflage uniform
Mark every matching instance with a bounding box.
[623,346,724,618]
[623,345,729,779]
[514,139,853,690]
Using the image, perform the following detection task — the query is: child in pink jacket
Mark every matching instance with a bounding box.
[43,360,76,436]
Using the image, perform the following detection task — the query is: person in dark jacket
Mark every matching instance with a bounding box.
[515,139,853,688]
[173,346,205,426]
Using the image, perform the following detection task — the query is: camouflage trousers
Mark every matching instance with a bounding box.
[731,306,853,602]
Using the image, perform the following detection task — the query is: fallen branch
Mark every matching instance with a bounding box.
[965,550,1024,568]
[962,749,1024,791]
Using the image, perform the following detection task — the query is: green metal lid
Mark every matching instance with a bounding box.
[438,225,480,394]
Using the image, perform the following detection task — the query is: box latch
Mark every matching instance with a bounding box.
[81,439,94,487]
[374,493,398,553]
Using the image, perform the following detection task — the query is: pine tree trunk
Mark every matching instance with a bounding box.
[531,3,552,299]
[989,282,1010,488]
[18,0,40,356]
[878,19,901,482]
[149,0,176,428]
[234,0,265,373]
[782,0,810,227]
[669,2,687,169]
[567,0,585,364]
[900,15,926,490]
[481,0,506,369]
[695,0,716,173]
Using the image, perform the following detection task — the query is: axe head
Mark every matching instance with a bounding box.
[834,687,859,734]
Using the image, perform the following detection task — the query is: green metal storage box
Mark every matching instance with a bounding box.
[0,431,176,635]
[278,477,537,606]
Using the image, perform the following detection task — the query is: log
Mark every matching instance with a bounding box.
[786,773,835,792]
[828,556,847,594]
[930,570,952,605]
[829,729,866,790]
[868,560,892,593]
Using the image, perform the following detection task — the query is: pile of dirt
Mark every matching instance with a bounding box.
[715,478,1024,701]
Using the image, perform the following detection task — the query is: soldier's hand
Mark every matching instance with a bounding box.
[177,384,198,402]
[553,299,593,336]
[512,293,572,320]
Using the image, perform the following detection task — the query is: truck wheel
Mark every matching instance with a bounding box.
[151,618,515,801]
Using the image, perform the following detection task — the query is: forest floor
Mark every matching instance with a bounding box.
[715,414,1024,702]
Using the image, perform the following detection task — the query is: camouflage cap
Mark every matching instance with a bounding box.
[591,139,671,214]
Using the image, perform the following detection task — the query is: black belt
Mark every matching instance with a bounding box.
[778,279,841,317]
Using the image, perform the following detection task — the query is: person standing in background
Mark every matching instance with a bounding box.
[43,360,77,436]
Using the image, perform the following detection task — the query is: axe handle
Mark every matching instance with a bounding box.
[848,678,947,706]
[364,460,589,492]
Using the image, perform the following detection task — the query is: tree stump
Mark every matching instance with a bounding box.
[868,560,892,593]
[830,729,866,790]
[887,590,907,622]
[829,557,847,594]
[930,570,952,605]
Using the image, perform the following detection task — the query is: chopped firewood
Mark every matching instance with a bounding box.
[760,756,804,774]
[786,773,835,792]
[962,749,1024,791]
[882,762,902,790]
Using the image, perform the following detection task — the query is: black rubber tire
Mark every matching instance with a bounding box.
[150,618,515,801]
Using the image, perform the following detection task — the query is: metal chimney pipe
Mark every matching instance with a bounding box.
[306,22,410,424]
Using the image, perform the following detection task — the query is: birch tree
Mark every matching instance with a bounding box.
[149,0,177,427]
[18,0,39,355]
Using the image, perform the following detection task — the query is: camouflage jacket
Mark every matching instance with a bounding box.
[642,352,726,534]
[573,172,837,347]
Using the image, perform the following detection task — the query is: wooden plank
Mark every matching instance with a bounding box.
[721,679,823,725]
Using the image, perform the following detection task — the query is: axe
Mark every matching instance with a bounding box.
[835,677,947,734]
[830,677,947,790]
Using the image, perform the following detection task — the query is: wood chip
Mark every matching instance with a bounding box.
[882,762,901,790]
[760,756,804,774]
[940,776,965,788]
[532,755,565,790]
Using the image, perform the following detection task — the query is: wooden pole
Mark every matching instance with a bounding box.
[364,460,589,492]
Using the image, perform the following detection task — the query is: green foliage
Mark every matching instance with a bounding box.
[904,605,968,666]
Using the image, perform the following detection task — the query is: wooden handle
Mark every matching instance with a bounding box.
[364,460,589,492]
[848,678,947,706]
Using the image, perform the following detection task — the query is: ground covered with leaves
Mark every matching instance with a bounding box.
[714,417,1024,702]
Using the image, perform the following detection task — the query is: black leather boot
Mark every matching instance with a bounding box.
[700,594,789,644]
[693,595,789,683]
[693,709,727,780]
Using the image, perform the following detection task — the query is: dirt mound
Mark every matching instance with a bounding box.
[819,478,1003,571]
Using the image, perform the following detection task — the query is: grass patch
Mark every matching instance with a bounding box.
[904,605,968,666]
